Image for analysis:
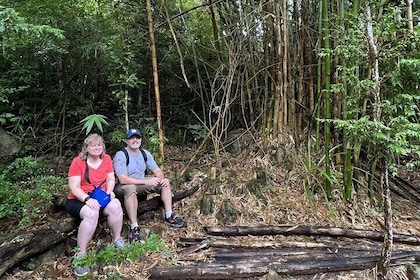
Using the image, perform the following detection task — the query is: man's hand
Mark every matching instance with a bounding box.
[146,177,169,187]
[146,177,162,186]
[158,177,170,188]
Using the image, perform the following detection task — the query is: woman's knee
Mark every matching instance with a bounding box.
[80,207,100,221]
[104,199,123,215]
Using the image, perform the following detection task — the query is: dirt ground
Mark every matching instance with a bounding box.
[2,139,420,280]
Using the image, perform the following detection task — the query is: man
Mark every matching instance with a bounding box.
[113,129,184,243]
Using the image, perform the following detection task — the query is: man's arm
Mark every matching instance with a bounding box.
[151,167,165,179]
[117,174,149,185]
[117,167,168,187]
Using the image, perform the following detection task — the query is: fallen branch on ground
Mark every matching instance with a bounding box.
[204,225,420,245]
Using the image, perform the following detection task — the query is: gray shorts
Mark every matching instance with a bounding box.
[114,184,162,201]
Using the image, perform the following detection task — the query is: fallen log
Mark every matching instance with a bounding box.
[209,247,382,259]
[55,178,201,215]
[0,216,77,277]
[150,251,420,279]
[138,183,200,215]
[389,175,420,203]
[204,225,420,245]
[179,236,379,250]
[178,237,379,258]
[269,252,417,275]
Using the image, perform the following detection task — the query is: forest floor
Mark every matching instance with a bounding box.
[2,134,420,280]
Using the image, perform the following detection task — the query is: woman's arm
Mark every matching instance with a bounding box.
[106,172,115,194]
[69,175,89,202]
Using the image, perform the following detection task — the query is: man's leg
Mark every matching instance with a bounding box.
[160,183,172,213]
[115,184,138,225]
[159,183,184,228]
[116,184,143,242]
[124,192,139,225]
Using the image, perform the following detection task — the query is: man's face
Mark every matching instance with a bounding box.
[126,135,142,149]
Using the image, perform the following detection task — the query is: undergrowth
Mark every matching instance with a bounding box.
[0,156,67,229]
[73,234,165,279]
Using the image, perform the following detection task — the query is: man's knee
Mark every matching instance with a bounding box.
[115,184,137,200]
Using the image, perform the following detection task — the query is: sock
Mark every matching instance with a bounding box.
[165,211,172,219]
[130,222,139,229]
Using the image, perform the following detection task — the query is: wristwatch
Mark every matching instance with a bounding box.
[84,196,91,203]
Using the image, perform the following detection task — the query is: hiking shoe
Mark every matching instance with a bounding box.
[164,215,184,228]
[74,265,90,277]
[128,226,142,243]
[114,238,125,248]
[73,254,90,277]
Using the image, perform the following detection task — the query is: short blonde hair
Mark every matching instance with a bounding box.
[79,133,106,160]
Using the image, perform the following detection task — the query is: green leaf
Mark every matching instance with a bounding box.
[80,114,109,135]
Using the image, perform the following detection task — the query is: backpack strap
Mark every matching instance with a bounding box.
[121,148,147,166]
[121,148,129,166]
[140,148,148,163]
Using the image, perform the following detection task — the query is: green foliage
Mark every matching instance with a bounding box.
[0,5,66,104]
[133,116,164,154]
[0,156,67,228]
[3,156,50,182]
[80,114,109,135]
[187,124,207,142]
[299,140,339,220]
[333,56,420,170]
[108,115,165,156]
[324,4,420,203]
[73,234,165,271]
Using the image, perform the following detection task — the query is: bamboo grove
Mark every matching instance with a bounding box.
[188,0,420,202]
[1,2,419,199]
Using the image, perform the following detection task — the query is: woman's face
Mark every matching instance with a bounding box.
[87,141,104,157]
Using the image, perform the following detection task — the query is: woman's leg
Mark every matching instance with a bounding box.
[103,198,123,240]
[77,206,100,257]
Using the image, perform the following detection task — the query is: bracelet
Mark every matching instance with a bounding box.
[84,196,91,203]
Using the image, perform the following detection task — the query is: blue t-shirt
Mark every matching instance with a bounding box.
[113,148,158,179]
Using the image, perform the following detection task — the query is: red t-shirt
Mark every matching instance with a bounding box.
[67,154,114,199]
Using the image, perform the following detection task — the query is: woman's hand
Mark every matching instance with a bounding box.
[85,198,101,211]
[107,191,115,199]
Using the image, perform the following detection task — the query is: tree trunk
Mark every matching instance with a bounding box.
[322,0,332,198]
[162,0,190,88]
[272,1,282,140]
[146,0,165,161]
[406,0,414,33]
[378,167,394,279]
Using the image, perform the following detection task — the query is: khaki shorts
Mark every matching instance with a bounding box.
[114,184,162,201]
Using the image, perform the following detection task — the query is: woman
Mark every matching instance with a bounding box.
[66,133,124,276]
